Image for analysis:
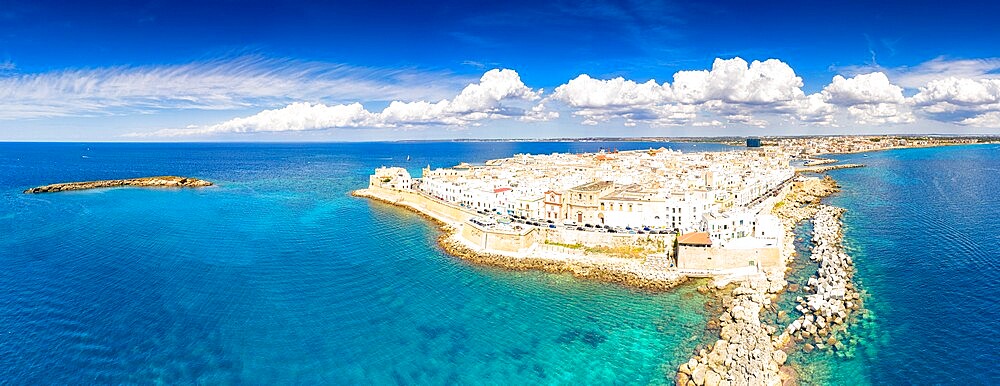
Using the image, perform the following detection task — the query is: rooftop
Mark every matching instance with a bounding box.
[570,180,613,192]
[678,232,713,246]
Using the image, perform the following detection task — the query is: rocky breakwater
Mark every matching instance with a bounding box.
[677,278,787,386]
[774,176,840,224]
[780,205,861,355]
[795,163,863,174]
[24,176,213,194]
[774,175,840,266]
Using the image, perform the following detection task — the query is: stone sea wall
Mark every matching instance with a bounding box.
[440,232,687,292]
[353,188,688,292]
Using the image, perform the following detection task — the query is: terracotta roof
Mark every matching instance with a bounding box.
[677,232,712,246]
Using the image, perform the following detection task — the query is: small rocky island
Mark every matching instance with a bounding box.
[24,176,213,194]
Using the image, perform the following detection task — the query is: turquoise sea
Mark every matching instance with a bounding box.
[0,142,997,384]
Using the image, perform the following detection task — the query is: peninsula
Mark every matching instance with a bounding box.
[356,140,875,385]
[23,176,213,194]
[356,146,799,289]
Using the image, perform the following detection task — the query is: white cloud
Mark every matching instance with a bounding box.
[890,57,1000,89]
[819,72,913,124]
[16,54,1000,137]
[552,74,671,108]
[0,56,469,120]
[832,57,1000,89]
[911,77,1000,107]
[672,58,805,104]
[822,72,905,105]
[787,93,837,125]
[548,57,819,127]
[910,77,1000,126]
[550,74,672,125]
[847,103,914,124]
[146,69,541,136]
[958,111,1000,127]
[826,59,1000,127]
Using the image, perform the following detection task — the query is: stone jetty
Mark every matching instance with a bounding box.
[780,206,860,351]
[24,176,213,194]
[674,175,853,385]
[677,277,787,386]
[803,157,837,167]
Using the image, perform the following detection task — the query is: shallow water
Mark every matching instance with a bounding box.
[0,141,727,384]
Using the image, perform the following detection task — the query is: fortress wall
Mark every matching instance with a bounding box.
[677,246,780,270]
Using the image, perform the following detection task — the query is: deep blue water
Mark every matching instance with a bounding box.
[798,144,1000,385]
[1,142,997,385]
[0,141,729,384]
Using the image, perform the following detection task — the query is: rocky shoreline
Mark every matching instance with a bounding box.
[440,231,688,291]
[24,176,213,194]
[354,189,688,292]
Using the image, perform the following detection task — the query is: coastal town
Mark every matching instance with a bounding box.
[361,144,796,280]
[353,135,992,279]
[746,135,981,156]
[352,136,986,385]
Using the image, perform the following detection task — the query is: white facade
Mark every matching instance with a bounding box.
[370,167,412,190]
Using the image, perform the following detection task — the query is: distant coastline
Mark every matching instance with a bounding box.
[23,176,213,194]
[398,134,1000,146]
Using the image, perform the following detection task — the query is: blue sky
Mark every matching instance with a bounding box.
[2,0,999,141]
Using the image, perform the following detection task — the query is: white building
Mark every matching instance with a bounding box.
[369,167,412,190]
